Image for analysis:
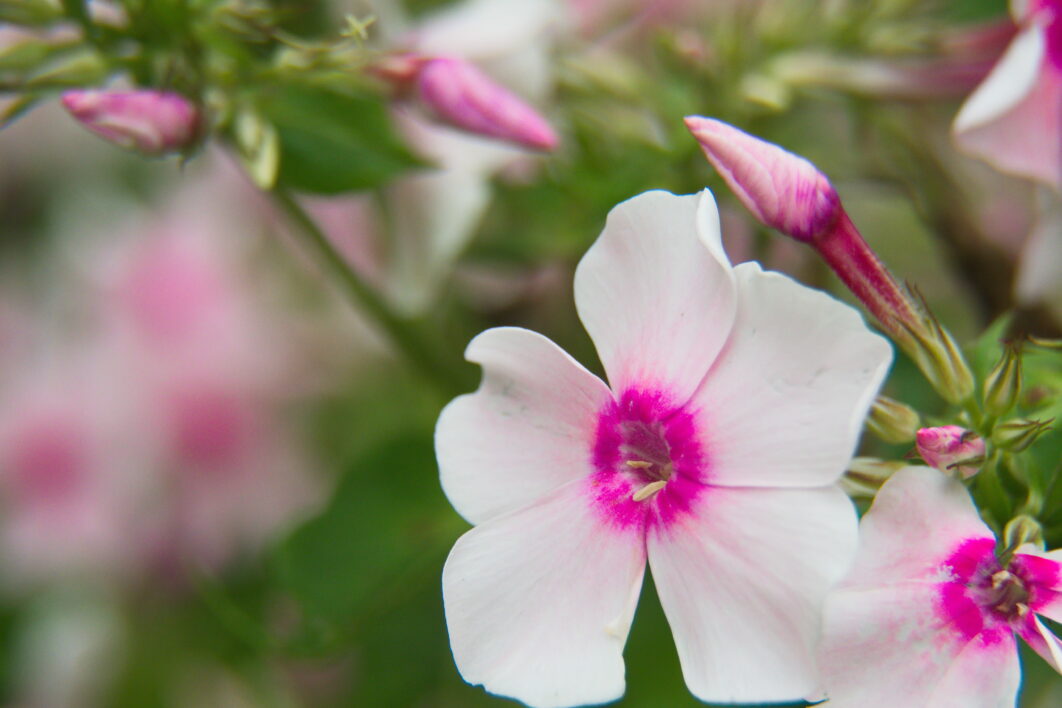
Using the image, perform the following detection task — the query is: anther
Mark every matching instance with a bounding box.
[1016,603,1029,617]
[632,480,667,502]
[991,570,1014,588]
[626,460,653,469]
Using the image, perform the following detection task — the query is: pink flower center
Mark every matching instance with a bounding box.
[938,538,1059,642]
[588,387,708,531]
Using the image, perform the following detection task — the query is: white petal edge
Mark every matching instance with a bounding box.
[443,479,645,708]
[691,261,892,488]
[574,189,737,405]
[954,24,1044,133]
[436,327,612,525]
[647,484,857,704]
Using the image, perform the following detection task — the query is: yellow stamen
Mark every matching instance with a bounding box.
[626,460,652,469]
[632,480,667,502]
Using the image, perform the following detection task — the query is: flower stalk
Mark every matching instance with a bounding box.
[270,187,467,397]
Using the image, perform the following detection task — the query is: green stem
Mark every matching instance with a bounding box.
[271,187,465,397]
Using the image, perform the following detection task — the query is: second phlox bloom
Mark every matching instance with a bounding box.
[436,190,892,707]
[819,466,1062,707]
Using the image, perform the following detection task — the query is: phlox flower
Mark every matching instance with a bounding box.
[436,190,892,707]
[819,466,1062,707]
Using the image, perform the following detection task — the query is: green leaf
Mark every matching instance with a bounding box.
[258,83,423,194]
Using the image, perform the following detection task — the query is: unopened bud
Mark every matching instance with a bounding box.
[841,457,906,497]
[1002,515,1044,556]
[685,119,918,341]
[61,89,200,155]
[916,425,985,479]
[993,418,1054,452]
[415,56,558,151]
[684,116,840,242]
[983,345,1022,418]
[234,108,279,189]
[901,313,976,404]
[866,395,920,444]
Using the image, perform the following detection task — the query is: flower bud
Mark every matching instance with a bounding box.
[685,116,977,404]
[1002,515,1044,556]
[866,395,920,444]
[916,425,986,478]
[415,56,558,151]
[61,89,200,155]
[900,312,976,404]
[841,457,906,497]
[683,116,840,242]
[983,345,1022,418]
[993,417,1053,452]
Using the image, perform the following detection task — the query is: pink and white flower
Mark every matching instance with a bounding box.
[953,0,1062,189]
[819,466,1062,707]
[436,189,892,706]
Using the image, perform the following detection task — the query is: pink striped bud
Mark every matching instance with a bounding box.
[415,56,558,151]
[686,116,977,403]
[61,89,199,155]
[916,425,986,479]
[683,116,840,241]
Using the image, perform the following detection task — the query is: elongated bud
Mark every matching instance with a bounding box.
[900,312,976,404]
[916,425,986,479]
[683,116,840,241]
[1002,515,1044,558]
[685,116,977,403]
[61,89,200,155]
[866,395,920,444]
[841,457,906,497]
[993,418,1054,452]
[415,57,558,151]
[983,345,1022,418]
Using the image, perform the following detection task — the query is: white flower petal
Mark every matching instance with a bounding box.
[954,27,1062,188]
[954,24,1044,133]
[443,480,645,708]
[647,484,857,704]
[436,327,612,524]
[840,467,994,589]
[1020,615,1062,674]
[820,582,1021,707]
[690,262,891,488]
[573,190,736,403]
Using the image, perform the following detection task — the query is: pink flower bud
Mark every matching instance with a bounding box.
[916,425,986,478]
[684,116,923,342]
[61,89,199,155]
[683,115,840,241]
[415,56,558,151]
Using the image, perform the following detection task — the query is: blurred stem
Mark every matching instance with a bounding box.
[271,188,466,397]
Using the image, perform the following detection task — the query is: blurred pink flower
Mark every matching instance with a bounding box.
[415,57,558,150]
[379,0,560,313]
[953,0,1062,189]
[819,466,1062,706]
[438,190,890,706]
[61,90,200,156]
[0,161,323,586]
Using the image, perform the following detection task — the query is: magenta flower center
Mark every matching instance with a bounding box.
[588,387,708,531]
[938,538,1059,641]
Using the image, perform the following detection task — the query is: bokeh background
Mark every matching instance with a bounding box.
[0,0,1059,706]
